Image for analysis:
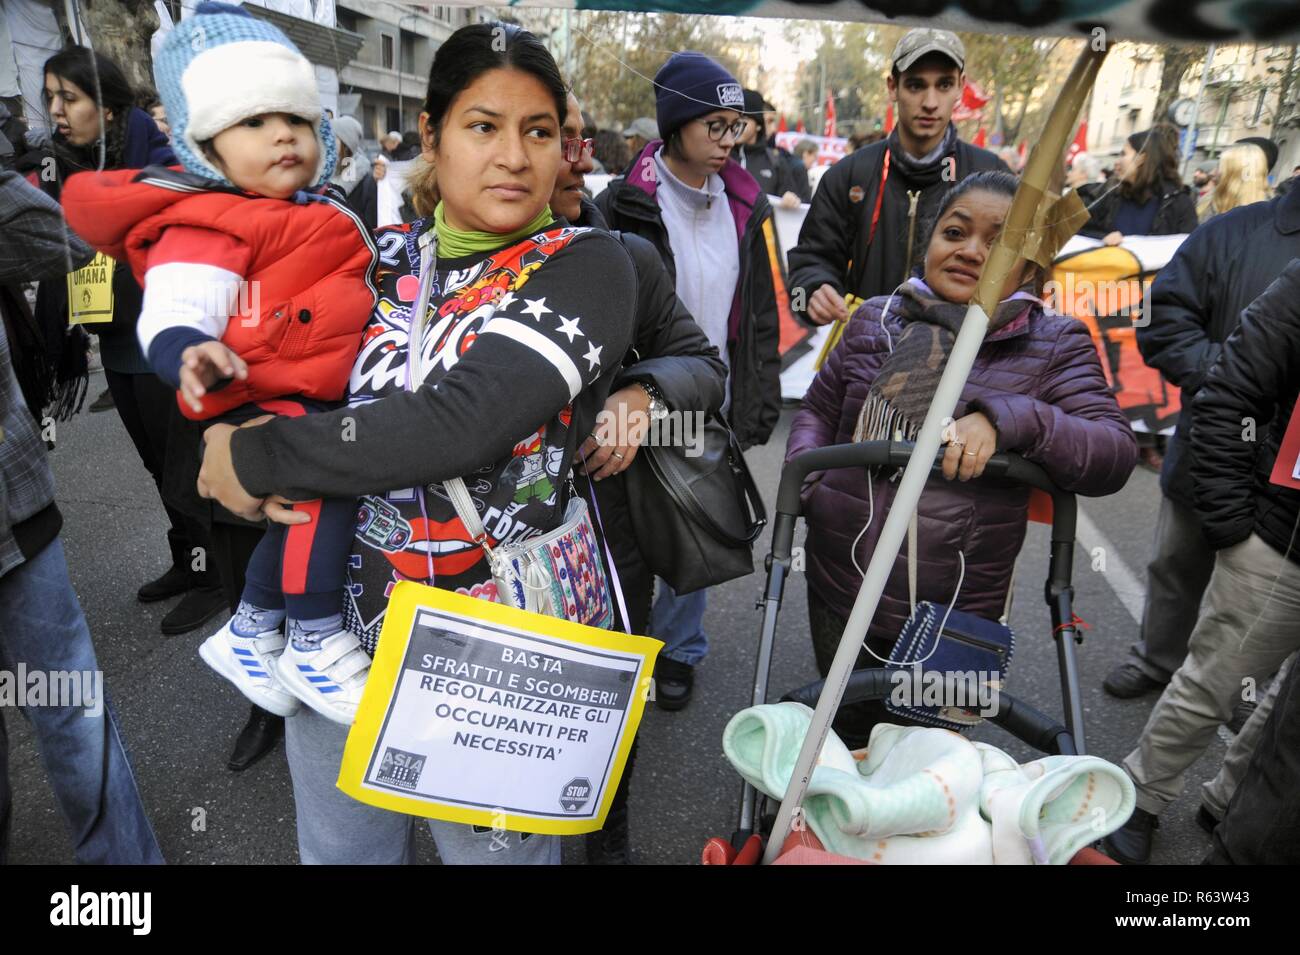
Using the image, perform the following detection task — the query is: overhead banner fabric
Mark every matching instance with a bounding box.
[439,1,1300,42]
[339,582,661,835]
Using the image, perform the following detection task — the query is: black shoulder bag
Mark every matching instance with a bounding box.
[623,414,767,594]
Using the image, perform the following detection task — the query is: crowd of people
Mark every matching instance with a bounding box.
[1,7,1297,866]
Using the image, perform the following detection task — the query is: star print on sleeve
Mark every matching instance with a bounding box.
[582,341,603,371]
[520,297,552,321]
[556,314,584,342]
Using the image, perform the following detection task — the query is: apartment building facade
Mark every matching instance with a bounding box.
[336,1,492,142]
[1087,41,1300,181]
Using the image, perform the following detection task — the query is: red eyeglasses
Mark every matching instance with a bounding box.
[562,137,595,163]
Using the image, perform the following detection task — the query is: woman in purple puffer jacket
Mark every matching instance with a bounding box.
[787,171,1138,746]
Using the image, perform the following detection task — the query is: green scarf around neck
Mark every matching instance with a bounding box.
[432,202,555,258]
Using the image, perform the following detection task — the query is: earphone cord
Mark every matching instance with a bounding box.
[848,470,965,666]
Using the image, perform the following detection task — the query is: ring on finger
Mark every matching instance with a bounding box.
[612,451,626,461]
[964,450,978,456]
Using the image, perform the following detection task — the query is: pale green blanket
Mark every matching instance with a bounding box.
[724,702,1135,864]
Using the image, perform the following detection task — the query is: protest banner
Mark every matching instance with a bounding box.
[1050,237,1189,435]
[67,251,116,325]
[775,131,848,167]
[339,582,660,834]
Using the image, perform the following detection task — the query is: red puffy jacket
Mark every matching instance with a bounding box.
[61,166,377,419]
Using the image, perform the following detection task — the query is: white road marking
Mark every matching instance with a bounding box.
[1075,507,1145,624]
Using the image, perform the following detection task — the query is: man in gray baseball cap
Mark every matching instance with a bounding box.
[891,27,966,73]
[622,117,658,158]
[789,26,1006,325]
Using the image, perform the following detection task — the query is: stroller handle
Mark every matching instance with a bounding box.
[772,441,1077,558]
[780,668,1077,756]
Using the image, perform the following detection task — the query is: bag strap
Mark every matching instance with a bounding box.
[1000,562,1016,626]
[580,460,631,634]
[647,418,767,547]
[444,474,496,558]
[903,500,1013,625]
[405,229,442,582]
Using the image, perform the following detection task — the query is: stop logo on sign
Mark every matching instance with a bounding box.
[559,777,592,813]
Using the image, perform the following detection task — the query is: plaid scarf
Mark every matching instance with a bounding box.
[854,278,1038,443]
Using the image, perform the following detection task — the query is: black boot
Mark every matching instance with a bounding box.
[1103,808,1159,864]
[228,705,285,772]
[161,584,228,636]
[88,387,115,413]
[1102,662,1166,699]
[1226,700,1257,735]
[138,565,192,603]
[586,805,630,865]
[655,657,695,712]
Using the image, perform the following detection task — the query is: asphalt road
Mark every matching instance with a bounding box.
[6,373,1227,865]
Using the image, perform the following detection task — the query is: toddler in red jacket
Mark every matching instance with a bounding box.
[64,3,376,725]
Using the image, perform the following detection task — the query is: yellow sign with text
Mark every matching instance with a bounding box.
[67,252,116,325]
[338,582,661,835]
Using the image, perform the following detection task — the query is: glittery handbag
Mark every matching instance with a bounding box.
[444,477,615,629]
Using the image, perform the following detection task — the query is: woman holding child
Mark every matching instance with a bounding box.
[197,22,638,864]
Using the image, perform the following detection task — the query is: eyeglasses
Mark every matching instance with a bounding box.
[562,137,595,163]
[695,118,748,143]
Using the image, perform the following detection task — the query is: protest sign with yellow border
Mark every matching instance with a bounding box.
[338,581,661,835]
[67,251,116,325]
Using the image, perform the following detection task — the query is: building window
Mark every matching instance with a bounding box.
[382,34,394,70]
[336,10,357,32]
[1249,87,1267,126]
[387,107,401,135]
[364,104,377,139]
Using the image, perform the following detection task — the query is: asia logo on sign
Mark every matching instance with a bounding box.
[377,747,427,790]
[559,777,592,813]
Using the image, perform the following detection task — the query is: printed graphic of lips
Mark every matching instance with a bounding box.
[383,516,492,579]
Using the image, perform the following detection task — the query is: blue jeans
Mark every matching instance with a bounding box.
[286,707,561,864]
[650,579,708,666]
[0,538,163,864]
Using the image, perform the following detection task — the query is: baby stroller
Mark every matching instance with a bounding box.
[705,439,1117,865]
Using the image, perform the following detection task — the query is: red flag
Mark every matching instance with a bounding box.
[961,79,990,111]
[777,114,788,133]
[1066,121,1088,164]
[796,118,805,133]
[1017,141,1027,162]
[823,91,836,138]
[884,104,894,134]
[972,126,987,148]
